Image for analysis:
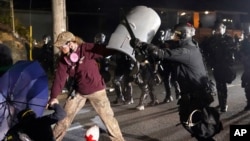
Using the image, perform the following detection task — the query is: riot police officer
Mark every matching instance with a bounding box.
[94,33,106,44]
[135,57,160,111]
[240,34,250,110]
[112,52,136,105]
[155,29,181,103]
[202,22,236,112]
[130,23,222,140]
[94,33,111,83]
[41,35,54,75]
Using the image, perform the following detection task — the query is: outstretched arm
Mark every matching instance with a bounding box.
[42,103,66,125]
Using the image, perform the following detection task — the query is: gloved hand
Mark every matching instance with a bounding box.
[130,38,142,48]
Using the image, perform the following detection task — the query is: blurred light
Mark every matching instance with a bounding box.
[223,19,227,22]
[204,11,209,14]
[180,12,186,16]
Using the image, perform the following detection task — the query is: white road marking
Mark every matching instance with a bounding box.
[228,83,241,88]
[67,125,83,131]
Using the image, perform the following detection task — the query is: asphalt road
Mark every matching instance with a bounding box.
[51,64,250,141]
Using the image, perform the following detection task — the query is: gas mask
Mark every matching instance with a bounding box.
[64,49,79,66]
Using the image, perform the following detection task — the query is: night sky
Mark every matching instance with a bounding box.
[11,0,250,13]
[8,0,250,41]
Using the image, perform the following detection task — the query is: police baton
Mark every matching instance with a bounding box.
[120,8,136,40]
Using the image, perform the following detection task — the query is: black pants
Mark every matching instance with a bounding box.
[215,81,228,109]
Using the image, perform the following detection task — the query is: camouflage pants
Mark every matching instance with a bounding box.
[53,89,125,141]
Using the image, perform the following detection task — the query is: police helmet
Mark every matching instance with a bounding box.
[94,33,106,44]
[42,34,52,44]
[174,23,194,39]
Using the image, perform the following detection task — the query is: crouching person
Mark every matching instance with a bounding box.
[2,99,66,141]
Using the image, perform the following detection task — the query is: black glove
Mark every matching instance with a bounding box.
[130,38,142,48]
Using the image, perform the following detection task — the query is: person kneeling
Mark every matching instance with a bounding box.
[3,100,66,141]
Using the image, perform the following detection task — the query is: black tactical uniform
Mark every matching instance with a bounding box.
[153,29,181,103]
[201,22,236,112]
[40,35,54,75]
[240,35,250,110]
[93,33,112,84]
[112,52,135,104]
[159,40,181,102]
[135,57,159,111]
[131,23,222,140]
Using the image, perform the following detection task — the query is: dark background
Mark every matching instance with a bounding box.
[11,0,250,42]
[12,0,250,13]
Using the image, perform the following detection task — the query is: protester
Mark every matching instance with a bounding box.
[48,31,125,141]
[2,99,66,141]
[130,23,222,141]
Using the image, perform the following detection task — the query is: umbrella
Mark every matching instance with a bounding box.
[0,60,49,140]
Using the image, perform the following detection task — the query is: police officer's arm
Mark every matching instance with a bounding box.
[130,39,190,64]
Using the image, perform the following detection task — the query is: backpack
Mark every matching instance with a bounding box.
[183,106,223,139]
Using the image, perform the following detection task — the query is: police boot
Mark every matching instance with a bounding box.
[136,93,148,110]
[124,83,134,105]
[163,88,173,103]
[148,91,159,106]
[113,81,125,104]
[174,81,181,100]
[113,95,125,104]
[125,96,134,105]
[217,91,228,112]
[244,87,250,111]
[136,85,150,110]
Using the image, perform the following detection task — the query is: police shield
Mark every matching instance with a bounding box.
[107,6,161,62]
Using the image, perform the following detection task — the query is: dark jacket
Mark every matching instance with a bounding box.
[3,104,66,141]
[51,43,114,98]
[203,34,236,83]
[240,38,250,86]
[145,39,207,93]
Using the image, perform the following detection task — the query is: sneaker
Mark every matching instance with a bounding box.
[220,105,228,112]
[136,105,145,111]
[163,96,174,103]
